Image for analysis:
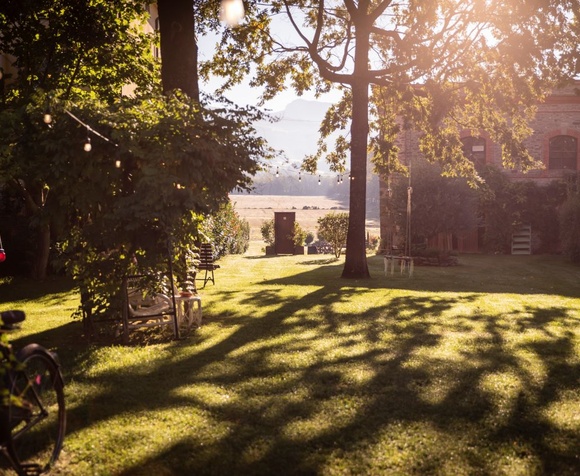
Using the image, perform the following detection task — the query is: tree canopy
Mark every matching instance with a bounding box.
[0,0,268,295]
[204,0,580,278]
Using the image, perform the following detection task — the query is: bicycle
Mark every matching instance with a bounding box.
[0,310,66,475]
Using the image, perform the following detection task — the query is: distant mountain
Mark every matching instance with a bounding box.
[281,99,332,120]
[255,99,338,168]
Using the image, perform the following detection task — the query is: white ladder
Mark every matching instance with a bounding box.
[511,224,531,255]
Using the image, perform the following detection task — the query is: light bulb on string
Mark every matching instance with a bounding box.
[298,172,302,182]
[83,127,92,152]
[43,96,52,125]
[115,159,121,169]
[318,175,321,185]
[337,175,340,184]
[275,167,279,177]
[220,0,245,27]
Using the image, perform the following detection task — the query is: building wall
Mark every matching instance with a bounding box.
[379,83,580,253]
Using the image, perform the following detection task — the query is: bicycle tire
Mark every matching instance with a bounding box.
[6,344,66,475]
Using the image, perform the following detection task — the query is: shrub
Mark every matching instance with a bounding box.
[260,219,275,246]
[201,201,250,258]
[559,193,580,263]
[317,212,349,258]
[291,222,307,247]
[366,234,379,251]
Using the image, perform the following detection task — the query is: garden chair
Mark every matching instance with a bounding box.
[197,243,220,287]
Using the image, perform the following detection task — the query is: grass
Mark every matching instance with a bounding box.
[2,251,580,475]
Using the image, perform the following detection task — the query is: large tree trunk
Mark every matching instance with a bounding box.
[157,0,200,101]
[342,20,371,279]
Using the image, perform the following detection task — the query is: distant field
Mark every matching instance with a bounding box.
[229,194,379,242]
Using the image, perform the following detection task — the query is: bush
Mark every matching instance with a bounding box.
[260,219,275,246]
[202,201,250,258]
[291,222,307,247]
[317,212,349,258]
[366,234,379,251]
[559,193,580,263]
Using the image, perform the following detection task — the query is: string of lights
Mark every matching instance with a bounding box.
[43,106,123,167]
[268,164,354,185]
[42,106,357,183]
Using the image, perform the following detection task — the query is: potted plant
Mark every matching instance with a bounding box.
[261,219,276,255]
[291,222,307,255]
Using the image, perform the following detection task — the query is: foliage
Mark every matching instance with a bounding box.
[479,166,567,253]
[388,162,567,254]
[559,192,580,264]
[201,200,251,258]
[0,0,159,279]
[290,222,307,247]
[366,234,379,251]
[0,0,157,101]
[260,219,275,246]
[0,326,18,407]
[389,159,478,248]
[59,92,266,322]
[205,0,578,278]
[305,231,315,246]
[317,212,349,258]
[559,196,580,263]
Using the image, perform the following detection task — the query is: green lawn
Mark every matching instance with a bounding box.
[2,252,580,475]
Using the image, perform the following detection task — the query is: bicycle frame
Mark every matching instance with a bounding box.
[0,311,66,475]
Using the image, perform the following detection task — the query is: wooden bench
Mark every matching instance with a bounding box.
[122,274,180,342]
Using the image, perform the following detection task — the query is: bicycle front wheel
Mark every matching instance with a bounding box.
[7,344,66,474]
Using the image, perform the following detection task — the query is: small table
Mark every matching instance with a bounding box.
[383,255,414,277]
[176,294,202,329]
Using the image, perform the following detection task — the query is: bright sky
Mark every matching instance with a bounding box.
[197,21,342,112]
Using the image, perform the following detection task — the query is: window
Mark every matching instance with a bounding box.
[154,17,160,59]
[549,135,577,170]
[461,136,486,168]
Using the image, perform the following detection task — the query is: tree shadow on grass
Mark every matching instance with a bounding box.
[0,276,76,303]
[49,263,580,475]
[252,253,580,297]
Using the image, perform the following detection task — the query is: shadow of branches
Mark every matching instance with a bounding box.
[43,255,580,475]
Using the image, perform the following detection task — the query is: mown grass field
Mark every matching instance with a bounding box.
[2,252,580,475]
[229,194,379,243]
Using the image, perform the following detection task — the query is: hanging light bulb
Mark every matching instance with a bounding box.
[43,112,52,124]
[318,175,321,185]
[298,171,302,182]
[337,175,340,184]
[276,166,279,177]
[83,126,92,152]
[220,0,245,27]
[115,159,121,168]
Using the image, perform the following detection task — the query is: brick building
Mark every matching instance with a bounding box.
[379,82,580,254]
